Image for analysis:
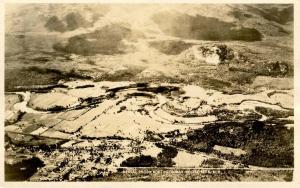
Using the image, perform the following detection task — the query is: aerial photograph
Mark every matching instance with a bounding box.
[4,3,294,181]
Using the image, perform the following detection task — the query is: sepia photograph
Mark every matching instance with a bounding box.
[2,1,296,182]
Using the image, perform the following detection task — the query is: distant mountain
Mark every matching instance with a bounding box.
[4,4,294,93]
[6,4,293,38]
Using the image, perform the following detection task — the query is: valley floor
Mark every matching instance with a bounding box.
[4,80,294,181]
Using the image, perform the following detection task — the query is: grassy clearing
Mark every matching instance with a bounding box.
[28,92,78,111]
